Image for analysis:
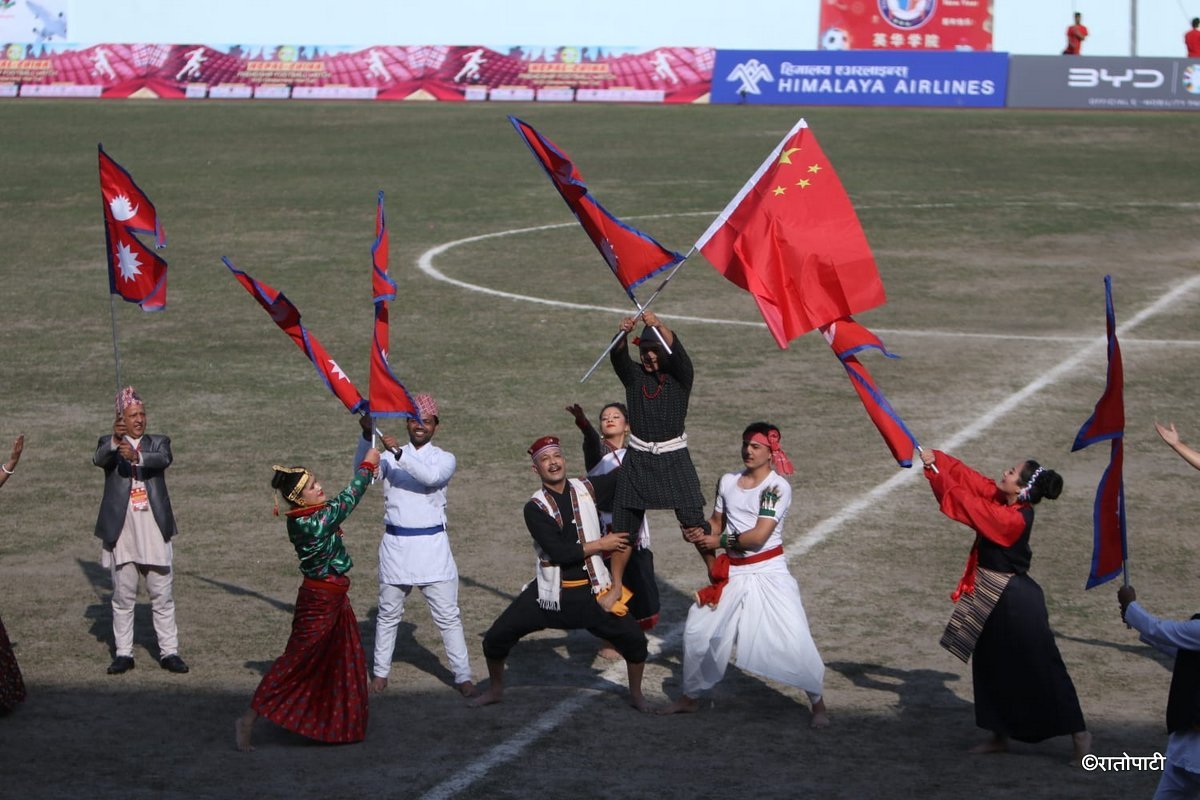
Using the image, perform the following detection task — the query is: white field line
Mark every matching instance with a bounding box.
[791,273,1200,557]
[416,215,1200,347]
[415,232,1200,800]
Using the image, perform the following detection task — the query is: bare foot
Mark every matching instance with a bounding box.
[597,589,619,612]
[457,680,477,698]
[968,734,1009,755]
[596,643,621,661]
[1071,730,1093,765]
[468,686,503,707]
[234,712,256,752]
[657,696,700,715]
[810,698,830,729]
[629,692,651,713]
[370,676,388,694]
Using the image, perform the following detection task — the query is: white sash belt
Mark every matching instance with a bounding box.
[627,432,688,454]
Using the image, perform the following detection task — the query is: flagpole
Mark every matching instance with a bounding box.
[579,252,694,383]
[916,444,939,474]
[637,248,695,312]
[581,330,626,383]
[109,293,123,394]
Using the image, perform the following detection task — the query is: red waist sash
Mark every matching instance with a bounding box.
[302,574,350,593]
[695,545,784,607]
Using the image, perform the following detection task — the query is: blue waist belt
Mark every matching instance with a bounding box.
[385,523,445,537]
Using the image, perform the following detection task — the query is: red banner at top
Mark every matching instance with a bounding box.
[0,43,713,103]
[818,0,993,52]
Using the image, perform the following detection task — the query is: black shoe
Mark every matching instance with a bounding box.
[159,654,189,674]
[107,656,135,675]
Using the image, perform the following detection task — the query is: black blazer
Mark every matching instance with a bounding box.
[93,433,178,547]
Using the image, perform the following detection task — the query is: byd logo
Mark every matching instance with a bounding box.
[1068,68,1164,89]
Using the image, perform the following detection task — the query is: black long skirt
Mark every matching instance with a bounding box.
[972,573,1086,742]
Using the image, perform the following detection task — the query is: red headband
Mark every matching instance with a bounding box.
[749,430,794,476]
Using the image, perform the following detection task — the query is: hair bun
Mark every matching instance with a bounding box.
[1037,469,1064,501]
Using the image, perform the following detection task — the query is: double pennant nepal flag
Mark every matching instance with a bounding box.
[1072,275,1127,589]
[99,144,168,311]
[368,192,418,420]
[695,119,885,348]
[508,116,684,299]
[223,257,366,414]
[821,317,919,468]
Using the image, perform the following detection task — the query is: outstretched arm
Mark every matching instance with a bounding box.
[567,404,604,472]
[639,310,674,349]
[1156,422,1200,472]
[317,450,380,530]
[0,434,21,487]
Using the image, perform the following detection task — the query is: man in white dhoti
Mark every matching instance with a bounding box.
[661,422,828,727]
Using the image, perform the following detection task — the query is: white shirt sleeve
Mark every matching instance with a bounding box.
[396,446,456,488]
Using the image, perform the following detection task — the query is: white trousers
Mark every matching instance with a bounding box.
[110,561,178,659]
[373,579,472,684]
[682,566,824,701]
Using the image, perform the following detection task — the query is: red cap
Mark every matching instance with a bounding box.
[527,436,561,461]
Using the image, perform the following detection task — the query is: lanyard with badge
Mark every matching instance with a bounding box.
[125,436,149,512]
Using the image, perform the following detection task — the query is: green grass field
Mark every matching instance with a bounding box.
[1,100,1199,799]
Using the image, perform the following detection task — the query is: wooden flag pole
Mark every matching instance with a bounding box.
[579,250,695,383]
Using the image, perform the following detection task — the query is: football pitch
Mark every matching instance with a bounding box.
[1,100,1199,798]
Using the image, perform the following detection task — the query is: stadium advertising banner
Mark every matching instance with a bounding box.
[710,49,1006,107]
[0,42,713,102]
[1008,56,1200,111]
[817,0,993,52]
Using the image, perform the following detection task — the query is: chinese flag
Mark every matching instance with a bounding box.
[696,119,885,348]
[509,116,684,299]
[367,192,418,420]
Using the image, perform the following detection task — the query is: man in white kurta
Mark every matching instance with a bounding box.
[662,422,827,726]
[357,394,474,696]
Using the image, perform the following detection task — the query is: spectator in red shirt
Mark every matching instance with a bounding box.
[1063,12,1088,55]
[1187,18,1200,58]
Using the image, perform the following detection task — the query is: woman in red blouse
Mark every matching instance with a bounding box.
[920,448,1091,763]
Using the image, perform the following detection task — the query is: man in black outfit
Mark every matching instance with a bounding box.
[605,310,709,611]
[470,436,648,710]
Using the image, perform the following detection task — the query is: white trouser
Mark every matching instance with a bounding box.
[110,561,178,659]
[681,566,823,702]
[373,579,472,684]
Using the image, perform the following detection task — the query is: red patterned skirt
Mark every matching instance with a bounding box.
[0,614,26,714]
[251,575,368,743]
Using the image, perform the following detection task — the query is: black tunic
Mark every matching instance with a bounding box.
[480,473,647,663]
[608,333,705,516]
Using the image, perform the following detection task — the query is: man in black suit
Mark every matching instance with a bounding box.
[94,387,188,675]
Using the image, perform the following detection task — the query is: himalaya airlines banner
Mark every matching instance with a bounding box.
[0,42,712,102]
[817,0,993,52]
[710,49,1006,107]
